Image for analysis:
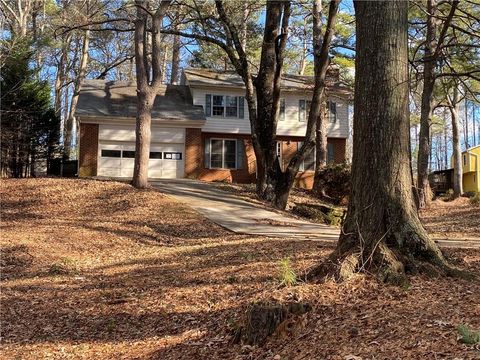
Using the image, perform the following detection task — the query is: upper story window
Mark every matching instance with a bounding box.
[328,101,337,123]
[205,94,245,118]
[299,99,337,123]
[280,99,286,120]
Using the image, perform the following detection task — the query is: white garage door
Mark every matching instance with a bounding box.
[97,125,185,179]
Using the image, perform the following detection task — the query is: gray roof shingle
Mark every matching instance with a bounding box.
[75,80,206,121]
[183,68,352,97]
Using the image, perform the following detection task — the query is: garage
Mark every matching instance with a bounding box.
[97,125,185,179]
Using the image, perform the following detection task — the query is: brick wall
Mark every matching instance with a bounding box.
[190,133,346,189]
[78,123,99,177]
[185,128,202,179]
[195,132,256,183]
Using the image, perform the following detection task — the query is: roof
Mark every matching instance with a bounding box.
[75,80,206,121]
[182,68,353,98]
[464,144,480,153]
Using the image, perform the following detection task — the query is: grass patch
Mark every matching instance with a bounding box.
[278,257,297,287]
[458,324,480,345]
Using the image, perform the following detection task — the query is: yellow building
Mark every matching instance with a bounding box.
[452,145,480,193]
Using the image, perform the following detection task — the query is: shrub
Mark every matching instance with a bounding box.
[278,257,297,287]
[469,192,480,207]
[442,188,455,202]
[313,162,351,205]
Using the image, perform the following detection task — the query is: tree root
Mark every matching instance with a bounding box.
[308,241,474,285]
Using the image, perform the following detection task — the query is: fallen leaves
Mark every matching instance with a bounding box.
[1,178,479,359]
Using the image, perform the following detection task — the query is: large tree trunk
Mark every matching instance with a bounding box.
[312,0,451,284]
[450,87,463,197]
[64,28,90,159]
[312,101,328,194]
[131,0,171,189]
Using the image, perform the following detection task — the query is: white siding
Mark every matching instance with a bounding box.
[99,124,185,143]
[190,86,349,138]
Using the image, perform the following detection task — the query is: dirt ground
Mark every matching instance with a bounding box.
[1,178,479,359]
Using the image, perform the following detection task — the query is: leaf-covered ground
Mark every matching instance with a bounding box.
[1,178,479,359]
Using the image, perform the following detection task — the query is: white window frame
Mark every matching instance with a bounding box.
[209,138,237,170]
[210,95,242,118]
[279,98,286,121]
[298,142,315,172]
[300,99,312,122]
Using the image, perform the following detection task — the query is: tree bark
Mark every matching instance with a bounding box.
[450,87,463,197]
[416,0,459,208]
[132,0,171,189]
[271,0,340,209]
[416,0,437,209]
[311,0,451,284]
[64,28,90,159]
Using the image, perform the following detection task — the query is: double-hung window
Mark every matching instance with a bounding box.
[205,94,245,118]
[279,99,286,120]
[299,99,312,122]
[327,101,337,123]
[212,95,225,116]
[210,139,237,169]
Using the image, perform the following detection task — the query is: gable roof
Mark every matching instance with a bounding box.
[182,68,353,98]
[75,80,206,121]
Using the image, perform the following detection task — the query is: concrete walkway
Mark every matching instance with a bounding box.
[151,179,340,241]
[151,179,480,249]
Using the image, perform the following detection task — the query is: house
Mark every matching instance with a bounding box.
[451,145,480,193]
[76,68,352,188]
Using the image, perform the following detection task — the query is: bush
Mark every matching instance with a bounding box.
[314,162,351,205]
[469,192,480,207]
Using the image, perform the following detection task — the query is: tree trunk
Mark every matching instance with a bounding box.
[132,92,154,188]
[416,0,437,209]
[64,28,90,159]
[131,0,171,189]
[170,34,180,84]
[271,0,340,209]
[311,0,451,284]
[450,88,463,197]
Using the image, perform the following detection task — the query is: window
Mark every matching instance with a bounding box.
[298,142,315,171]
[226,96,238,117]
[328,101,337,123]
[164,152,182,160]
[122,150,135,158]
[101,149,121,158]
[299,99,312,122]
[327,143,334,163]
[280,99,286,120]
[205,94,245,118]
[149,152,162,159]
[463,154,467,166]
[212,95,224,116]
[210,139,236,169]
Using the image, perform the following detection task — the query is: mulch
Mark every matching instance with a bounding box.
[1,178,479,359]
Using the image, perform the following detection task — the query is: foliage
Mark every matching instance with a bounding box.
[457,325,480,345]
[314,162,351,204]
[0,38,60,177]
[278,257,297,287]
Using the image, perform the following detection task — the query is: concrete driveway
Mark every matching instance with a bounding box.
[151,179,340,241]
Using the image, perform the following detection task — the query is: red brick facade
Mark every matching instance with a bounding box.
[186,130,347,189]
[78,123,99,177]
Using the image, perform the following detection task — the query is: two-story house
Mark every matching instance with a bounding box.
[76,68,352,188]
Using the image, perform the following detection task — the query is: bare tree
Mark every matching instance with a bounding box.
[131,0,171,188]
